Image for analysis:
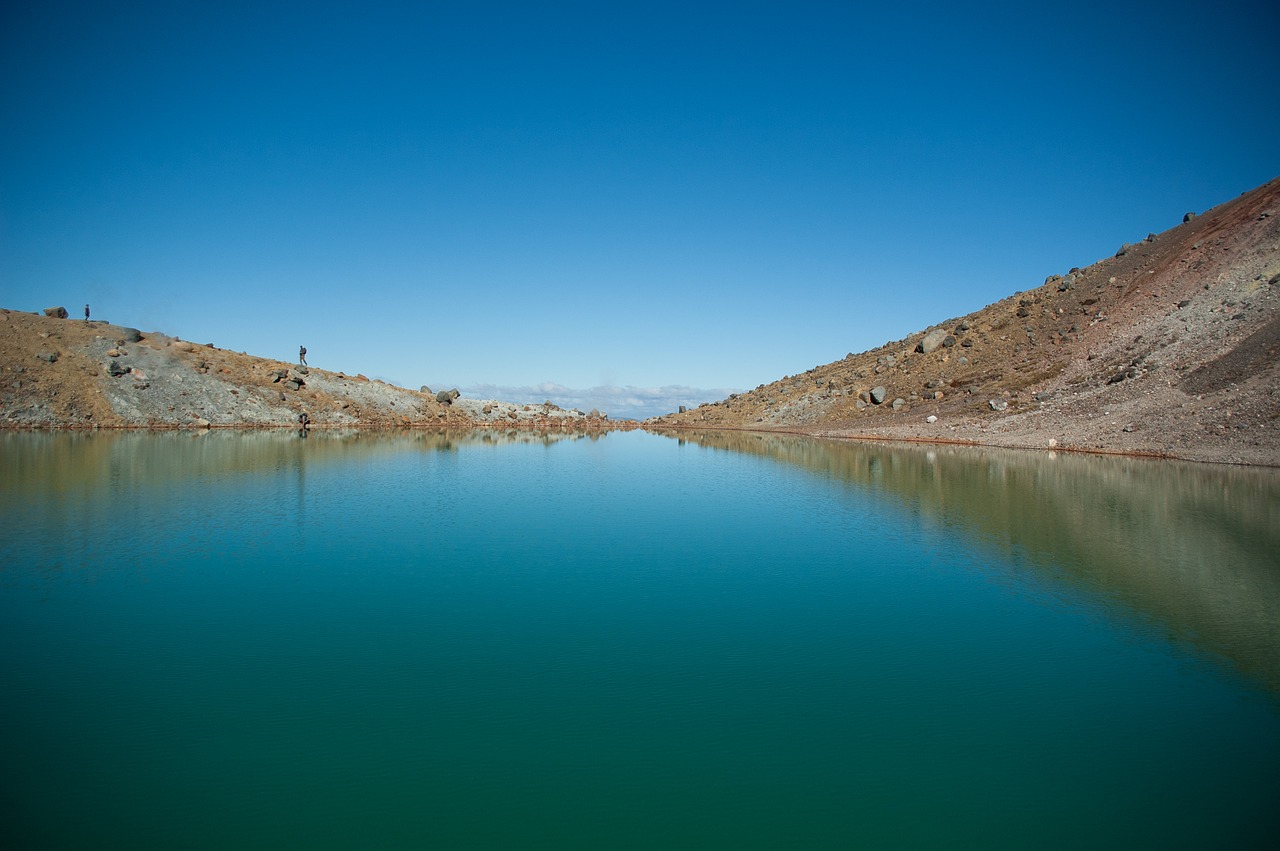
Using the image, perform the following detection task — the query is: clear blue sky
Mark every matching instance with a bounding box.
[3,1,1277,417]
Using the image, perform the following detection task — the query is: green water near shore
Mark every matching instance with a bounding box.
[2,429,1278,848]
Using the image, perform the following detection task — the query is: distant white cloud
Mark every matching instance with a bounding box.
[456,383,740,420]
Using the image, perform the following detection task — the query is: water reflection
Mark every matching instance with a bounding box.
[0,428,610,494]
[5,428,1277,697]
[0,428,612,578]
[656,429,1280,695]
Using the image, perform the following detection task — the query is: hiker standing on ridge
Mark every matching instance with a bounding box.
[84,304,90,321]
[299,345,307,366]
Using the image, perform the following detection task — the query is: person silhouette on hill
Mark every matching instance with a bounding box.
[299,345,307,366]
[84,304,90,321]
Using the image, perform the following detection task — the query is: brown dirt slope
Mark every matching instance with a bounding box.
[652,177,1280,466]
[0,315,621,431]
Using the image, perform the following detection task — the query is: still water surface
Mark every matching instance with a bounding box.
[2,429,1278,848]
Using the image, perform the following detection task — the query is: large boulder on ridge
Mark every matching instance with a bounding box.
[916,328,948,354]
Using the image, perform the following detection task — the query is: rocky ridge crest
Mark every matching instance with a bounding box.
[0,317,622,432]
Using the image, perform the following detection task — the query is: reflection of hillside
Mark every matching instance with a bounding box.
[0,429,607,497]
[655,429,1280,695]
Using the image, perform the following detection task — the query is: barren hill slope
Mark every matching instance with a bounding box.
[653,177,1280,466]
[0,314,619,431]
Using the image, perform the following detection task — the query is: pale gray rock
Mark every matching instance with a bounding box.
[917,329,948,353]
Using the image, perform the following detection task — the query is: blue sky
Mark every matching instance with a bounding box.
[3,1,1277,418]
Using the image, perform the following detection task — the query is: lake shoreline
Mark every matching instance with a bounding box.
[3,416,1271,467]
[649,423,1279,468]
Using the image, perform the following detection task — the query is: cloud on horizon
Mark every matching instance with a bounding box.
[457,382,740,420]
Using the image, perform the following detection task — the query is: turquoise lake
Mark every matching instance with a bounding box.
[2,429,1278,848]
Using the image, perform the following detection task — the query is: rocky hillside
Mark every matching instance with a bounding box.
[652,177,1280,466]
[0,315,623,431]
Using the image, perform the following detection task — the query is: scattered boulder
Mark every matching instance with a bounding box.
[989,399,1009,411]
[917,329,949,353]
[107,360,128,377]
[870,386,887,404]
[1184,212,1197,223]
[436,388,460,404]
[925,415,938,424]
[891,398,906,411]
[36,351,59,363]
[43,306,68,319]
